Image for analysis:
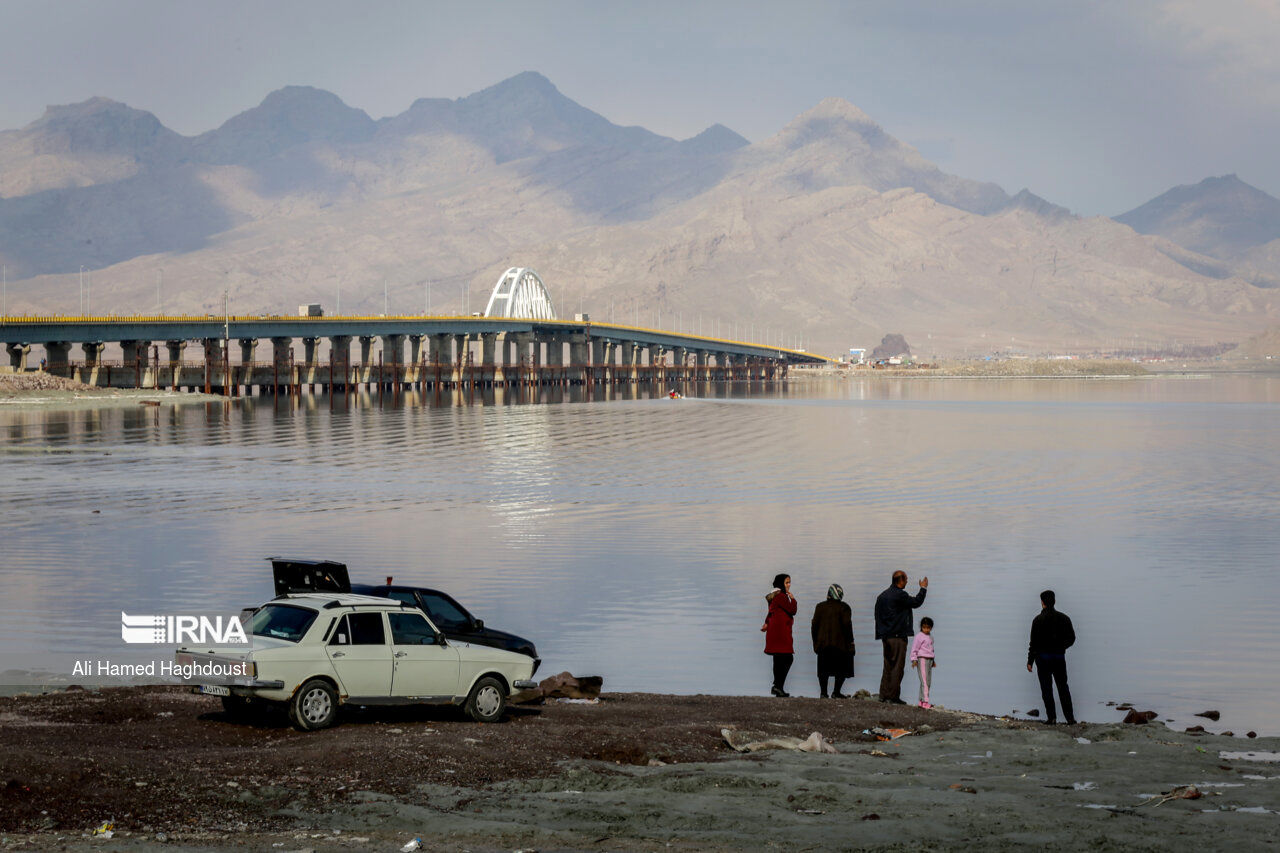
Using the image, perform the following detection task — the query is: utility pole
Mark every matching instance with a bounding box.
[157,270,162,314]
[2,265,5,316]
[79,266,85,314]
[384,279,388,316]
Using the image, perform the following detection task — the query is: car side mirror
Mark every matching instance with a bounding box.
[473,619,484,632]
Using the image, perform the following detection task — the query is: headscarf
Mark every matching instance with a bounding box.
[827,583,844,602]
[771,573,790,591]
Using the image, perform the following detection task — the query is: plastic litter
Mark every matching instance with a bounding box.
[400,838,422,852]
[1075,737,1091,745]
[555,697,600,704]
[865,727,912,741]
[92,821,114,836]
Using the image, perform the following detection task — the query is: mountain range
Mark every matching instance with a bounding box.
[1,71,1276,356]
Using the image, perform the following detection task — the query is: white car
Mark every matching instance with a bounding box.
[175,593,538,730]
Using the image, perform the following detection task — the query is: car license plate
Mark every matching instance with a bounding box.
[199,684,230,696]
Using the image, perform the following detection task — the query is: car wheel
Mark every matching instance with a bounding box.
[289,679,338,731]
[465,676,506,723]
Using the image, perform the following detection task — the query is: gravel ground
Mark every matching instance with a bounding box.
[2,687,1276,851]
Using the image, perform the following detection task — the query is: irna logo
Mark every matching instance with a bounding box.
[121,612,248,645]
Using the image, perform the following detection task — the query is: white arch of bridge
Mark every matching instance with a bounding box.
[483,267,557,320]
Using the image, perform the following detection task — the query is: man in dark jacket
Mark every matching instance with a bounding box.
[1027,589,1076,724]
[874,570,928,704]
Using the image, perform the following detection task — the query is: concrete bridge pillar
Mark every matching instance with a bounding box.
[357,336,374,367]
[381,334,404,365]
[45,342,71,367]
[546,336,563,367]
[271,337,293,366]
[120,340,148,365]
[591,338,606,367]
[428,334,449,366]
[165,340,186,366]
[480,333,497,366]
[452,335,469,365]
[238,338,258,365]
[695,350,708,378]
[302,337,320,367]
[621,342,637,381]
[329,336,351,367]
[81,341,106,366]
[409,335,425,365]
[6,343,30,371]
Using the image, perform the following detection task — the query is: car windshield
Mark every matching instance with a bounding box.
[250,604,318,643]
[420,592,471,631]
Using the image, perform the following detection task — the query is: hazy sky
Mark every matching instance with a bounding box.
[2,0,1277,216]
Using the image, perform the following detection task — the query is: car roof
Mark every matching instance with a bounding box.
[269,592,416,610]
[351,583,448,596]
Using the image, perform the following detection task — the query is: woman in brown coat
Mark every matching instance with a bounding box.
[811,584,855,698]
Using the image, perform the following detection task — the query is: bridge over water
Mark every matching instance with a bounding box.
[0,268,825,395]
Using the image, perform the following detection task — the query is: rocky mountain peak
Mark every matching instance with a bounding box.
[679,123,749,155]
[1117,174,1280,257]
[21,96,181,157]
[197,86,375,161]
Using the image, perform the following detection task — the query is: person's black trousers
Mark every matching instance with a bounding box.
[879,638,908,701]
[1035,654,1074,723]
[770,653,794,691]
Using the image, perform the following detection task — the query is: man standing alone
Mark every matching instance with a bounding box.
[874,570,928,704]
[1027,589,1076,725]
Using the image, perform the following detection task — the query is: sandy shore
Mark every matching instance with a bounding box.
[1,687,1276,850]
[0,373,221,409]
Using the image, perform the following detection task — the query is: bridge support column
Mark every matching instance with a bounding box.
[81,341,106,366]
[303,337,320,367]
[237,338,257,366]
[270,337,293,395]
[569,335,589,384]
[45,342,71,369]
[6,343,30,371]
[120,340,147,365]
[695,350,708,380]
[329,336,351,391]
[621,342,637,382]
[480,333,497,385]
[357,336,373,367]
[165,340,186,366]
[452,334,468,384]
[381,334,403,365]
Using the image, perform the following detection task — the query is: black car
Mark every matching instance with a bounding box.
[267,558,539,672]
[351,581,539,672]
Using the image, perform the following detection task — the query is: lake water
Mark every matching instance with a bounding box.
[1,375,1277,733]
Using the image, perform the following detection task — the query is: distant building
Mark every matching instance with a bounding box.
[848,348,867,364]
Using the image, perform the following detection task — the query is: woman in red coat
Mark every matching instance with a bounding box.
[763,573,798,696]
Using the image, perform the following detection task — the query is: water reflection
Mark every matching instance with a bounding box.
[0,375,1277,733]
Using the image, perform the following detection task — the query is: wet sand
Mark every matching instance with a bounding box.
[1,687,1276,850]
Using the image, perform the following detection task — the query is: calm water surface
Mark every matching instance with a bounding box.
[1,376,1277,732]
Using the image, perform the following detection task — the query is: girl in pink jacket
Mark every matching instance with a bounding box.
[910,617,936,709]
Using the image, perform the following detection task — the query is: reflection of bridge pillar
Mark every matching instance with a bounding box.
[238,338,258,365]
[46,341,71,367]
[6,343,30,371]
[82,341,106,366]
